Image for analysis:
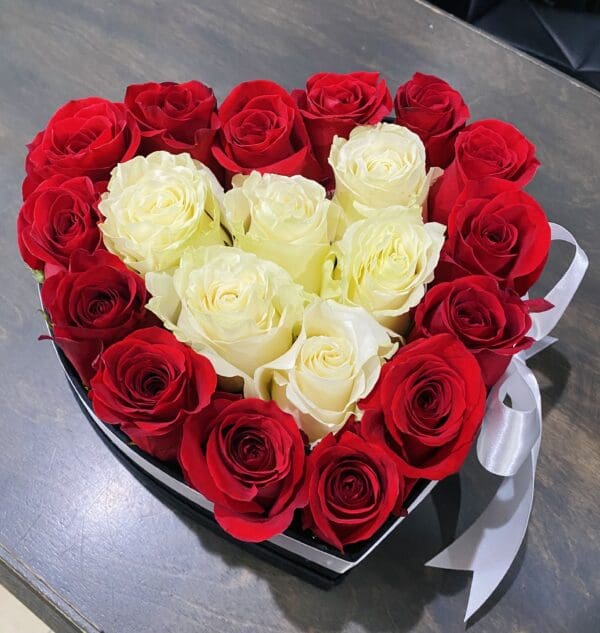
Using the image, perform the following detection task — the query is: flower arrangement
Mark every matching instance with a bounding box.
[18,71,556,553]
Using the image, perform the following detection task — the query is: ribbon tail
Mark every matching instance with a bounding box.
[426,449,536,621]
[427,358,542,621]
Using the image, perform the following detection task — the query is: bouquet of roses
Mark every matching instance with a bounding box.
[17,71,553,552]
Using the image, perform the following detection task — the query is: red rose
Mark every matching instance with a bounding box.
[23,97,140,199]
[302,431,403,552]
[394,72,470,168]
[17,174,104,276]
[428,119,539,224]
[212,80,318,180]
[179,396,308,542]
[435,178,551,294]
[89,328,216,461]
[41,249,154,384]
[124,81,219,168]
[360,334,486,480]
[292,72,392,183]
[410,276,551,387]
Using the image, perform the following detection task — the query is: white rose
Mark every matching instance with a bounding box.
[99,151,228,275]
[223,171,340,293]
[328,122,441,233]
[145,245,306,388]
[253,299,397,442]
[321,206,445,332]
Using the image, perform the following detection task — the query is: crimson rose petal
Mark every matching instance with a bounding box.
[435,178,551,294]
[89,327,217,461]
[40,249,155,385]
[124,81,220,172]
[394,72,470,169]
[179,397,308,542]
[410,276,550,386]
[360,334,486,480]
[23,97,140,198]
[302,431,404,552]
[212,80,319,181]
[428,119,539,224]
[17,174,104,274]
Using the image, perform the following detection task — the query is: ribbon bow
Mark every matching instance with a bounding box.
[426,223,588,621]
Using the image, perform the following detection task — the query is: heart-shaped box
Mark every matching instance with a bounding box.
[23,74,577,605]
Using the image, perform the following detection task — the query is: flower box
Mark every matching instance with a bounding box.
[20,71,587,617]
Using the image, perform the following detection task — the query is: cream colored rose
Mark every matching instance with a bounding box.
[321,206,445,332]
[223,172,340,294]
[328,123,440,233]
[145,245,306,387]
[99,151,228,275]
[253,299,397,442]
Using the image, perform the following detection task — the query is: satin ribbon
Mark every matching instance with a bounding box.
[426,223,589,621]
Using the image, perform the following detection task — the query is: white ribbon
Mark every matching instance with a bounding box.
[426,223,588,621]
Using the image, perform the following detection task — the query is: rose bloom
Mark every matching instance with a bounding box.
[394,72,470,168]
[428,119,539,224]
[292,71,392,184]
[302,430,404,551]
[410,276,551,387]
[360,334,486,480]
[212,79,319,180]
[328,123,440,232]
[41,250,154,384]
[23,97,140,198]
[254,299,396,442]
[321,206,445,332]
[179,395,308,541]
[223,171,341,293]
[124,81,219,168]
[145,245,306,388]
[435,178,551,295]
[89,327,217,461]
[17,174,103,276]
[98,151,228,275]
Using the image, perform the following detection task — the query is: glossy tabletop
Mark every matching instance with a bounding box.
[0,1,599,632]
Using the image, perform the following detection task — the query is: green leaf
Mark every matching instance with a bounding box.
[37,309,51,327]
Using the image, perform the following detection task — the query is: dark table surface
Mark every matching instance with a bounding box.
[1,1,599,632]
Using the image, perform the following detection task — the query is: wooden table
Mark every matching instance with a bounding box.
[1,1,598,631]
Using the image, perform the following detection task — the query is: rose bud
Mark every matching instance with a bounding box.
[321,206,445,332]
[41,249,155,384]
[23,97,140,199]
[434,178,551,295]
[410,276,552,387]
[124,81,220,172]
[179,397,308,542]
[212,80,319,181]
[89,327,217,461]
[255,299,396,443]
[394,72,470,168]
[145,246,306,391]
[98,151,228,276]
[360,334,486,480]
[302,431,405,552]
[292,71,392,185]
[328,123,439,231]
[17,174,104,277]
[223,171,341,293]
[428,119,539,224]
